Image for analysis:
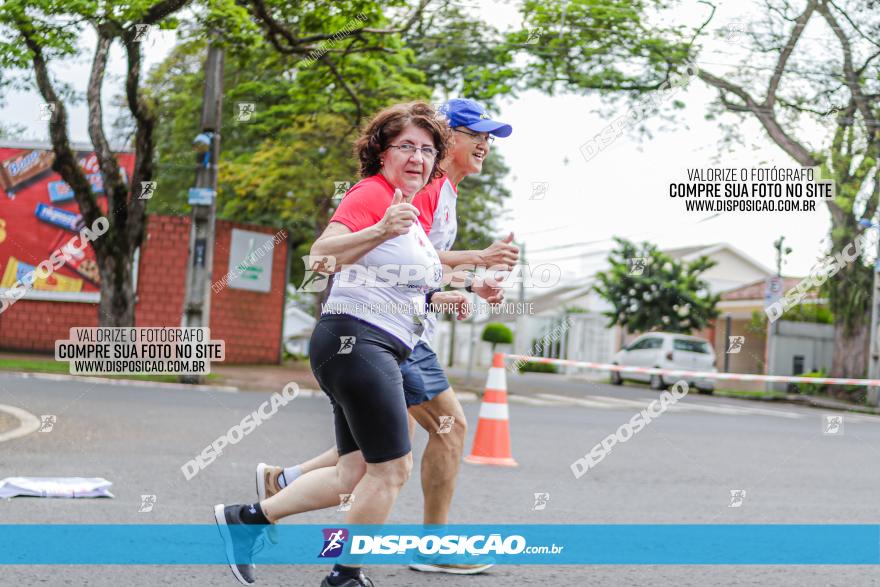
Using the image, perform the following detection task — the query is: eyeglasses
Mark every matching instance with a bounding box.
[387,143,438,159]
[454,129,494,144]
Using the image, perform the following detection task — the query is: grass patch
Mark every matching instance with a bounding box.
[713,388,787,400]
[0,357,218,384]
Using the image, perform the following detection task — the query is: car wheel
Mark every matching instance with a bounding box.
[697,386,714,395]
[650,373,666,390]
[610,367,623,385]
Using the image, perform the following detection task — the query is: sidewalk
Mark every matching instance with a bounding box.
[0,350,319,393]
[211,360,320,392]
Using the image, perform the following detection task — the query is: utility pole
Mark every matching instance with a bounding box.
[518,241,526,306]
[859,218,880,405]
[765,236,791,392]
[181,41,223,384]
[867,247,880,405]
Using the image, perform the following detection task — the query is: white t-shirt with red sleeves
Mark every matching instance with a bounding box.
[413,176,458,347]
[323,174,443,348]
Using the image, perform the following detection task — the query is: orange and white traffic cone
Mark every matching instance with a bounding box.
[464,352,518,467]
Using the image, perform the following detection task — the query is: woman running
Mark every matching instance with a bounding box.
[214,101,471,587]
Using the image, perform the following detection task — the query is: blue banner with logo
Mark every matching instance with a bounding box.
[1,525,877,564]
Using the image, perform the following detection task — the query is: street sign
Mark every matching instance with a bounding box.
[764,276,783,304]
[187,187,215,206]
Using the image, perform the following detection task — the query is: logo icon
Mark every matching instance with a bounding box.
[236,102,256,122]
[299,255,336,292]
[411,295,427,329]
[332,181,351,202]
[628,257,648,275]
[139,181,157,200]
[724,22,747,45]
[338,336,356,355]
[530,181,549,200]
[524,27,543,45]
[437,415,455,434]
[319,528,349,558]
[138,494,157,513]
[39,103,57,122]
[727,336,745,354]
[728,489,746,508]
[532,492,550,511]
[133,24,152,42]
[823,415,844,435]
[337,494,355,512]
[39,415,56,432]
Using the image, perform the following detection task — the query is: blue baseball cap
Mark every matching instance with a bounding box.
[438,98,512,138]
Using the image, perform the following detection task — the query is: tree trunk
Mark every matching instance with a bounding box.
[829,314,869,403]
[97,244,135,327]
[447,315,456,368]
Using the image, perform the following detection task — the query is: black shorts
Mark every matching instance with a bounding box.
[309,314,413,464]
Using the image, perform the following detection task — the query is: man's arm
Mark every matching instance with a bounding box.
[438,232,520,270]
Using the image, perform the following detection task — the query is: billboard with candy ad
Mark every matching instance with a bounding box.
[0,142,135,303]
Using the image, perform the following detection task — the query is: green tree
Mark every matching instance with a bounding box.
[682,0,879,379]
[0,0,440,325]
[594,237,720,334]
[516,0,695,97]
[525,0,877,378]
[482,322,513,353]
[0,0,219,325]
[147,3,515,277]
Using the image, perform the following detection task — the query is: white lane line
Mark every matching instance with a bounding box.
[535,393,804,419]
[590,395,657,408]
[828,413,880,424]
[537,393,626,409]
[0,404,41,443]
[704,403,803,419]
[510,395,569,406]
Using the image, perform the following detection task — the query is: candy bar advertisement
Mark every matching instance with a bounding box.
[0,147,133,298]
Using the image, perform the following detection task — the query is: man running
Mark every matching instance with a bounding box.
[256,98,518,575]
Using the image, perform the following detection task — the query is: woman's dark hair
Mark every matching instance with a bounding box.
[354,101,451,179]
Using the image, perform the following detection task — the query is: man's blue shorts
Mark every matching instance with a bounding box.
[402,341,451,407]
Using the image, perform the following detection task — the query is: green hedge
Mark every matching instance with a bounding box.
[518,361,559,374]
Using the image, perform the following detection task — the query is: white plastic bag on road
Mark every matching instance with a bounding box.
[0,477,114,498]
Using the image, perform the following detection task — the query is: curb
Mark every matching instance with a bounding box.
[292,389,480,403]
[0,404,41,443]
[737,392,880,415]
[3,371,239,393]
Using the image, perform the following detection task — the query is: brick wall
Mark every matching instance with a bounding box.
[0,214,288,364]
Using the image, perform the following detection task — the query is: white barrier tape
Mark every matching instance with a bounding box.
[505,354,880,387]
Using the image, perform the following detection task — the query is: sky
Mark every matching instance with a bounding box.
[0,0,844,286]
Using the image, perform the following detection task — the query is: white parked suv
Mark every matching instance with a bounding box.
[610,332,717,393]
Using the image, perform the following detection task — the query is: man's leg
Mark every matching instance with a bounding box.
[260,451,366,521]
[256,446,341,502]
[407,387,467,525]
[407,386,492,574]
[299,446,341,474]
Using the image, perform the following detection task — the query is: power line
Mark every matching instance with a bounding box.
[529,236,616,254]
[518,223,581,236]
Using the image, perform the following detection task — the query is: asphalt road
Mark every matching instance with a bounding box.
[1,371,879,586]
